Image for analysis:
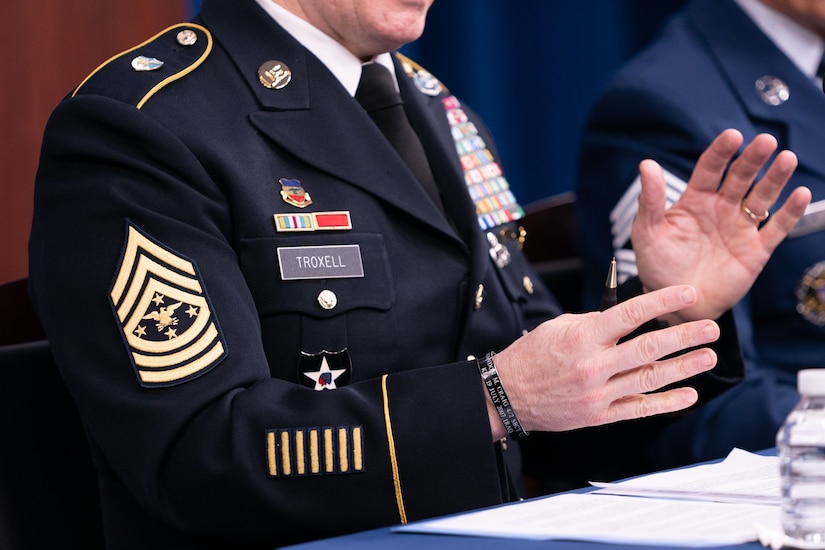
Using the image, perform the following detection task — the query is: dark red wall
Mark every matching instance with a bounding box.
[1,2,186,284]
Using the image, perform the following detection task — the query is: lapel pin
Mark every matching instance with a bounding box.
[258,60,292,89]
[755,75,789,106]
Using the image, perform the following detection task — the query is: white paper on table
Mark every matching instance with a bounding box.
[590,447,780,505]
[394,449,782,546]
[395,492,779,546]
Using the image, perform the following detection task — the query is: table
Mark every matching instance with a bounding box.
[283,528,757,550]
[283,450,776,550]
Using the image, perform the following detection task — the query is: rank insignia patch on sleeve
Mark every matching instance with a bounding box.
[109,223,227,387]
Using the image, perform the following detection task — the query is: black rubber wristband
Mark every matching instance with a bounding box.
[477,352,529,440]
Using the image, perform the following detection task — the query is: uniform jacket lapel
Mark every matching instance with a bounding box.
[395,58,492,289]
[201,0,464,244]
[690,0,825,180]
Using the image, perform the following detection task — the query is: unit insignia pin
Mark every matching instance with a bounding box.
[279,178,312,208]
[796,261,825,326]
[399,58,443,96]
[755,75,790,106]
[404,63,443,96]
[299,350,352,391]
[258,60,292,89]
[131,56,164,72]
[412,68,443,96]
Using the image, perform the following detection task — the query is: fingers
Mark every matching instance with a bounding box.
[741,149,798,216]
[595,285,700,345]
[696,130,797,222]
[607,343,717,398]
[687,128,744,195]
[635,129,771,234]
[715,133,779,204]
[601,346,717,425]
[607,387,700,423]
[759,185,812,250]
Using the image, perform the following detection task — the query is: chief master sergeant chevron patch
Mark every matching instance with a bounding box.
[109,222,227,387]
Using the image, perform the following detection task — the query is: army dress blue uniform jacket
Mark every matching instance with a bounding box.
[576,0,825,470]
[29,0,567,547]
[29,0,744,546]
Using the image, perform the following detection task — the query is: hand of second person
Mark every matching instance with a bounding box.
[488,285,719,439]
[631,129,811,323]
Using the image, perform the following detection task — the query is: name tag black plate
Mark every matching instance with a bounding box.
[277,244,365,280]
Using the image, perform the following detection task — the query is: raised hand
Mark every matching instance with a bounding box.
[631,129,811,322]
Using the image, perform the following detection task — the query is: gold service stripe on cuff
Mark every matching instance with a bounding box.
[381,374,407,524]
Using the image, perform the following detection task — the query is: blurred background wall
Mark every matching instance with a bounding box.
[0,0,685,285]
[1,1,186,285]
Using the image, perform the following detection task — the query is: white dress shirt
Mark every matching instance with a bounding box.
[253,0,398,96]
[735,0,825,80]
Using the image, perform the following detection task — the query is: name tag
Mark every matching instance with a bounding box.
[277,244,365,280]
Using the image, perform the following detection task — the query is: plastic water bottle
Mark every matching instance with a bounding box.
[776,368,825,545]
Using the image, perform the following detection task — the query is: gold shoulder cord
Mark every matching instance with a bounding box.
[72,23,213,109]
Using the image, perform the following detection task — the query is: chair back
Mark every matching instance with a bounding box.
[0,278,45,346]
[519,192,583,312]
[0,279,105,549]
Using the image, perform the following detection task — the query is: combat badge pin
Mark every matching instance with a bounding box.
[279,178,312,208]
[299,349,352,390]
[796,261,825,326]
[258,60,292,89]
[132,55,164,72]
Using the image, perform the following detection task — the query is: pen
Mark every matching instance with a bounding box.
[600,257,618,311]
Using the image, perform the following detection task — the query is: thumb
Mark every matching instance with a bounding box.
[634,159,667,236]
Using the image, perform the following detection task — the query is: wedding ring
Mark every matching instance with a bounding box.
[742,202,769,223]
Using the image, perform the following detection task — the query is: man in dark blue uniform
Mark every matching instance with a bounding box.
[576,0,825,475]
[29,0,809,547]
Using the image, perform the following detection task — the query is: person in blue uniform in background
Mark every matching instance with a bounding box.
[576,0,825,476]
[29,0,809,547]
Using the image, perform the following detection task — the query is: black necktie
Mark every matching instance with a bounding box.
[355,63,446,214]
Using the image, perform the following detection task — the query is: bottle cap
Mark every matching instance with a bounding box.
[797,369,825,395]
